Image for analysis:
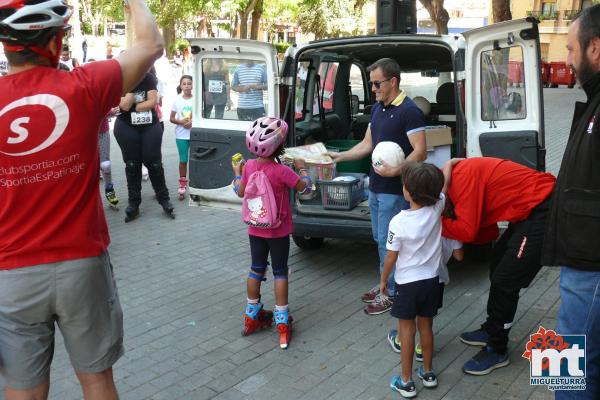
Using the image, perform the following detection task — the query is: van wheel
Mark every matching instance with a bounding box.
[292,235,324,250]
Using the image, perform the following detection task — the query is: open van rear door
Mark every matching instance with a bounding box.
[463,18,545,170]
[187,39,279,195]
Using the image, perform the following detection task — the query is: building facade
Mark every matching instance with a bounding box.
[510,0,595,62]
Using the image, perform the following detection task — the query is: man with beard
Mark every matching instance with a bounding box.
[542,4,600,400]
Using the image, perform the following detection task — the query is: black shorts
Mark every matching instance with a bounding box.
[437,282,445,311]
[391,277,441,320]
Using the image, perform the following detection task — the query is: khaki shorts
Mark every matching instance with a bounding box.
[0,252,124,389]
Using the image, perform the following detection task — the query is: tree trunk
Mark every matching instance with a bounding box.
[238,12,248,38]
[206,20,215,38]
[237,0,260,39]
[420,0,450,35]
[232,14,238,38]
[162,25,176,58]
[250,0,263,40]
[492,0,512,23]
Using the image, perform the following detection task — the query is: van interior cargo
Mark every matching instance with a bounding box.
[291,39,459,219]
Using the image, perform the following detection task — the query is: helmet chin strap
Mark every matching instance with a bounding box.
[2,29,64,69]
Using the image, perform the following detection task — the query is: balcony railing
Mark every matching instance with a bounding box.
[562,10,580,20]
[527,10,559,20]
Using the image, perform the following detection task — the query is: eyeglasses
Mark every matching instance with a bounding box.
[368,78,393,89]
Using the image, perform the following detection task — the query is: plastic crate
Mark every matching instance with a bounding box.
[325,140,371,174]
[318,173,365,210]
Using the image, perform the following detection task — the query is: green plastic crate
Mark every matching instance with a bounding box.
[325,140,371,174]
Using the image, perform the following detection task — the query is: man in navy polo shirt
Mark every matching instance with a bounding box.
[329,58,426,315]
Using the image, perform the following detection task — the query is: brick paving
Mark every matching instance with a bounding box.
[0,85,586,399]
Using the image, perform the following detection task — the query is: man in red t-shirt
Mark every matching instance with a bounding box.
[441,157,555,376]
[0,0,163,398]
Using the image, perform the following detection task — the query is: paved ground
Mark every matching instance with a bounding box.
[0,84,586,399]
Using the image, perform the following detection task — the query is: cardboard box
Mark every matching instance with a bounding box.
[425,125,452,149]
[425,126,452,168]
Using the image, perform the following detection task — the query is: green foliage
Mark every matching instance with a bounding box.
[273,41,291,54]
[81,21,93,35]
[170,39,190,54]
[298,0,365,39]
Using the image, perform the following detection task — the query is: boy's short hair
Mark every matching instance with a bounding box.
[402,162,444,207]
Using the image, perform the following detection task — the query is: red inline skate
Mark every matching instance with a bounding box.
[242,303,273,336]
[275,309,293,349]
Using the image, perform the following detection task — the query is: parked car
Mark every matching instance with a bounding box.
[187,18,546,249]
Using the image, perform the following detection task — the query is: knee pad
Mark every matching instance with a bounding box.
[248,264,267,282]
[145,161,164,175]
[272,265,289,280]
[100,160,111,173]
[125,160,141,168]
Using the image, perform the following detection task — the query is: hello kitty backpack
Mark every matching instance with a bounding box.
[242,163,282,229]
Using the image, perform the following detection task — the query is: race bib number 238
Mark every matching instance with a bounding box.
[131,111,152,125]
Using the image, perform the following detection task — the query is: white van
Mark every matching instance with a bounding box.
[187,18,545,249]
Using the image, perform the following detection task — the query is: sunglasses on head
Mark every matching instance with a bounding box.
[368,77,393,89]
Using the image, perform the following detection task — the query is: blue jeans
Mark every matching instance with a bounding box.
[555,267,600,400]
[368,191,409,296]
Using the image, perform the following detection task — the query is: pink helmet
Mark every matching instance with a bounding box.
[246,117,288,157]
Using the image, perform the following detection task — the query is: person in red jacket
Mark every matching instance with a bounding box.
[441,157,555,376]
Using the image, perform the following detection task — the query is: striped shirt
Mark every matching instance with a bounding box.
[232,63,267,109]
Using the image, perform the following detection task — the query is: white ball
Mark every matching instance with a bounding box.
[372,141,405,169]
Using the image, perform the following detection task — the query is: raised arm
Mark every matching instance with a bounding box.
[116,0,164,95]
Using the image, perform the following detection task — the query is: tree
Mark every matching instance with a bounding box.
[262,0,298,42]
[492,0,512,23]
[419,0,450,35]
[297,0,365,40]
[249,0,263,39]
[147,0,206,55]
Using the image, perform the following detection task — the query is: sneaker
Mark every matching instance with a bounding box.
[463,345,510,375]
[417,366,438,388]
[387,329,401,353]
[364,293,393,315]
[415,342,423,362]
[361,285,380,303]
[460,328,489,346]
[390,376,416,398]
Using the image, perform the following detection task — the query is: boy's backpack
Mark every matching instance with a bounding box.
[242,165,282,229]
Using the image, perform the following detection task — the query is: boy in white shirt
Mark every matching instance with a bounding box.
[381,162,445,398]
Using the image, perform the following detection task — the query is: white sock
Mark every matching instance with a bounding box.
[274,304,288,312]
[247,298,259,305]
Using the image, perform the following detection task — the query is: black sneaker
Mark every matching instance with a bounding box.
[418,366,438,388]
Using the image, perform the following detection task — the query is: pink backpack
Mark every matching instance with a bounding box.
[242,165,282,229]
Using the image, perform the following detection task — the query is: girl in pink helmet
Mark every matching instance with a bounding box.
[232,116,312,349]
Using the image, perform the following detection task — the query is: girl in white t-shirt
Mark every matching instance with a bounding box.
[381,162,446,398]
[170,75,193,200]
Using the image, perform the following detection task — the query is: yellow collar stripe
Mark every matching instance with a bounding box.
[390,91,407,106]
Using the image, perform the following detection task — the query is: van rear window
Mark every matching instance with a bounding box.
[480,46,527,121]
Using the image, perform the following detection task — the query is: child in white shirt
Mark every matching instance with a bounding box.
[381,162,445,398]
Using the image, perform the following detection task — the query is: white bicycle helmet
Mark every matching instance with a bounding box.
[0,0,72,44]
